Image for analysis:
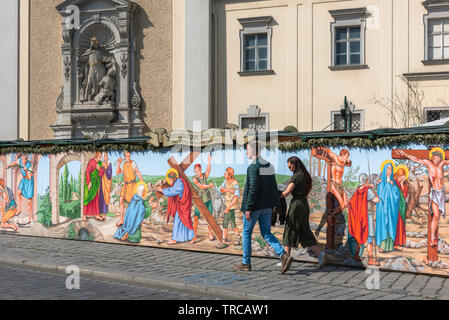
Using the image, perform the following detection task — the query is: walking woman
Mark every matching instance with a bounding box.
[281,157,321,267]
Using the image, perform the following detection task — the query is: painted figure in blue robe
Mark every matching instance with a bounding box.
[158,169,194,245]
[114,182,151,243]
[8,154,34,224]
[375,161,400,252]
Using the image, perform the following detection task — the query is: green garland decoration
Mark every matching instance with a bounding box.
[0,143,159,155]
[278,134,449,151]
[0,133,448,155]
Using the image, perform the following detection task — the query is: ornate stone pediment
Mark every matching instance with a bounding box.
[56,0,133,12]
[238,105,270,131]
[422,0,449,11]
[52,0,144,140]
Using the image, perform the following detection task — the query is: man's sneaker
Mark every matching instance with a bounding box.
[233,263,251,272]
[280,253,293,274]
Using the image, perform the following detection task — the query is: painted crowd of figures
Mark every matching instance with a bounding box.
[324,146,449,265]
[1,144,448,272]
[0,154,35,231]
[80,150,243,247]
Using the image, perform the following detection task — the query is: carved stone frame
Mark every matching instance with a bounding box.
[238,105,270,130]
[53,0,143,139]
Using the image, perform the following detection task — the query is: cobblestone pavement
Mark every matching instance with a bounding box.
[0,234,447,300]
[0,264,219,300]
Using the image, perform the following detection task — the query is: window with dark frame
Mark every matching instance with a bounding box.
[238,16,273,75]
[243,33,268,72]
[422,0,449,64]
[329,7,367,69]
[425,108,449,122]
[428,18,449,60]
[335,26,362,66]
[332,112,362,132]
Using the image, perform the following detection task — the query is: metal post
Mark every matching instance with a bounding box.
[348,107,353,133]
[344,96,354,133]
[343,96,348,132]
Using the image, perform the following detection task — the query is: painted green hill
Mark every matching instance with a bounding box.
[112,174,291,188]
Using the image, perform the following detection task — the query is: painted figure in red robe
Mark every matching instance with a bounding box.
[393,165,409,250]
[348,173,379,264]
[157,168,194,245]
[83,151,105,222]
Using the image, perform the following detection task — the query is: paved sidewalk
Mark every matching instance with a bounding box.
[0,233,447,300]
[0,264,217,300]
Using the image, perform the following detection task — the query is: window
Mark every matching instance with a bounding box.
[238,16,273,76]
[243,33,268,71]
[427,19,449,60]
[335,27,361,66]
[423,1,449,64]
[331,111,364,132]
[424,107,449,122]
[329,8,368,70]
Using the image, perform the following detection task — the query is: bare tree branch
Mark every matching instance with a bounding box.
[368,75,425,128]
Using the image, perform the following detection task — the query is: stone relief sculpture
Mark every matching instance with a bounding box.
[95,60,117,105]
[52,0,144,140]
[78,35,116,104]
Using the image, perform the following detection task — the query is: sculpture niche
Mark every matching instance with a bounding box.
[52,0,144,140]
[79,36,116,105]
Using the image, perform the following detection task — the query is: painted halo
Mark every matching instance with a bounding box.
[429,147,446,161]
[394,164,410,180]
[134,181,148,198]
[165,168,179,183]
[381,160,396,174]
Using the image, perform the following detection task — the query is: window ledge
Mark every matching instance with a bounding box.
[403,71,449,81]
[422,59,449,66]
[329,64,369,71]
[238,70,275,77]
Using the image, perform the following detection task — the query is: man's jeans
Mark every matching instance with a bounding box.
[242,208,286,265]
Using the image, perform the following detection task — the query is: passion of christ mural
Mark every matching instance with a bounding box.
[52,0,144,140]
[2,144,449,275]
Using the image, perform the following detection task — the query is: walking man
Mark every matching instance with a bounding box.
[233,141,292,273]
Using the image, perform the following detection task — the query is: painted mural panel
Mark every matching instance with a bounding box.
[2,144,449,275]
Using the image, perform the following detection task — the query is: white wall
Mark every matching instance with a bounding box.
[0,0,18,140]
[184,0,212,130]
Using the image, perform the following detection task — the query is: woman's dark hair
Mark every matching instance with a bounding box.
[288,156,313,196]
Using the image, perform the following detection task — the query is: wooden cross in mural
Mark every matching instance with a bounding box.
[311,147,352,250]
[166,152,223,243]
[310,147,352,193]
[392,148,449,265]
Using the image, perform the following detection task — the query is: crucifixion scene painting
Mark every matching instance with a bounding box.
[2,144,449,276]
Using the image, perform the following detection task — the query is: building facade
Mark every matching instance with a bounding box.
[17,0,173,140]
[175,0,449,132]
[5,0,449,141]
